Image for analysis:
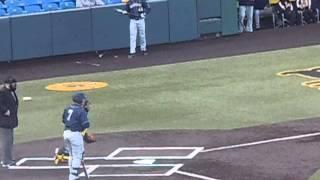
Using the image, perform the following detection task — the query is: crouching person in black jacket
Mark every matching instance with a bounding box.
[278,0,299,26]
[296,0,317,24]
[0,76,18,168]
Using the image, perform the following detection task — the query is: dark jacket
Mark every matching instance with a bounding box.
[254,0,268,9]
[239,0,255,6]
[0,87,18,129]
[126,0,151,20]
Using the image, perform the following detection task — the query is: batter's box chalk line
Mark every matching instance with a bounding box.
[10,132,320,180]
[9,146,222,179]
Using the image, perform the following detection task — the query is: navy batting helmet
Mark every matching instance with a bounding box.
[72,92,87,104]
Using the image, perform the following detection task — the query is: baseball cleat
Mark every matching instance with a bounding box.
[142,51,148,56]
[1,161,16,168]
[128,53,135,59]
[98,53,104,59]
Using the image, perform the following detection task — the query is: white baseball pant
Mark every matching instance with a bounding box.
[130,19,147,54]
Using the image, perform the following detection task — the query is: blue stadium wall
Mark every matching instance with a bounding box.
[0,0,238,62]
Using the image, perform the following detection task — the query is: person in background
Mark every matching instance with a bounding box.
[0,76,18,168]
[254,0,268,29]
[239,0,255,33]
[126,0,151,58]
[296,0,317,23]
[76,0,104,8]
[277,0,298,25]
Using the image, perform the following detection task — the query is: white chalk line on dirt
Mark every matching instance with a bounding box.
[176,170,220,180]
[14,156,107,167]
[201,132,320,153]
[14,132,320,180]
[78,164,184,177]
[9,165,70,170]
[105,146,204,160]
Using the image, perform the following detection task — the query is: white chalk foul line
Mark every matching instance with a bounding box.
[176,170,220,180]
[202,132,320,153]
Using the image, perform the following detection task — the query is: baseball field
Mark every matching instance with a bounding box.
[14,44,320,142]
[2,25,320,180]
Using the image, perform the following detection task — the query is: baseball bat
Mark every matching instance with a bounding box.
[114,8,144,17]
[114,8,129,15]
[81,159,89,179]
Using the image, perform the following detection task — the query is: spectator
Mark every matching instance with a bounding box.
[277,0,299,25]
[239,0,255,33]
[76,0,104,8]
[312,0,320,11]
[296,0,317,23]
[0,76,18,168]
[254,0,268,29]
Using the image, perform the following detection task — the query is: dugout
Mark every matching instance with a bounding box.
[0,0,238,62]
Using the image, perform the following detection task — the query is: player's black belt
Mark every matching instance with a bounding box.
[64,127,80,132]
[130,17,142,20]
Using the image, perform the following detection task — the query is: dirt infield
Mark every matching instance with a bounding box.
[1,24,320,179]
[1,118,320,180]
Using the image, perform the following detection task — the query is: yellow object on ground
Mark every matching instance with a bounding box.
[54,154,69,165]
[46,81,108,92]
[54,147,70,165]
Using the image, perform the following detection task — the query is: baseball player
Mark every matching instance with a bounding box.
[62,92,90,180]
[125,0,151,58]
[238,0,255,33]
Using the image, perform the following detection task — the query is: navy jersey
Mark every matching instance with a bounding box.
[126,0,151,20]
[62,104,89,132]
[254,0,267,9]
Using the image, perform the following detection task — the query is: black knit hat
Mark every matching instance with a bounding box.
[4,76,17,84]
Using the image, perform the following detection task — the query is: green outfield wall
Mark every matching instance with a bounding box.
[0,17,12,62]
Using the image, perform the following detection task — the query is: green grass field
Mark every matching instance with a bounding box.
[16,45,320,145]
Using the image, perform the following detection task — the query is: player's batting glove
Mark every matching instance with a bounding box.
[140,13,146,18]
[81,129,88,136]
